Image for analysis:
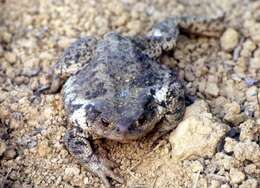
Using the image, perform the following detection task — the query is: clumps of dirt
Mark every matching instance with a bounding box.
[0,0,259,188]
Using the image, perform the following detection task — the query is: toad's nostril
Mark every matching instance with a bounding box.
[116,124,129,133]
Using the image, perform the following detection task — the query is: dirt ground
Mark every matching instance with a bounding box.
[0,0,259,187]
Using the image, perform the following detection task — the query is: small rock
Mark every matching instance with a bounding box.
[215,152,239,170]
[22,58,40,77]
[229,168,245,184]
[205,82,219,97]
[244,164,257,175]
[233,141,260,163]
[250,57,260,69]
[234,58,247,74]
[184,70,195,81]
[4,52,17,64]
[239,119,258,141]
[64,166,80,176]
[37,141,51,157]
[12,181,24,188]
[221,28,240,52]
[245,20,260,43]
[190,160,204,172]
[127,20,142,35]
[169,100,229,160]
[58,37,75,49]
[223,102,245,125]
[63,165,81,181]
[239,178,258,188]
[18,135,37,149]
[209,180,221,188]
[14,76,29,85]
[221,184,231,188]
[224,137,237,153]
[240,39,256,57]
[113,14,128,27]
[246,86,258,102]
[0,44,3,57]
[3,148,17,160]
[10,113,24,130]
[1,31,12,43]
[83,177,90,185]
[0,140,7,156]
[225,138,260,163]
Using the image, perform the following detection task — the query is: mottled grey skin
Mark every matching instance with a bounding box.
[50,15,224,187]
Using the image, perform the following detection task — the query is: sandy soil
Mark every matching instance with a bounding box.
[0,0,259,187]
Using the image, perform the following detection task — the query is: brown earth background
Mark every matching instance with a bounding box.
[0,0,259,188]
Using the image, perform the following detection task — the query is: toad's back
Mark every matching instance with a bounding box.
[63,32,182,140]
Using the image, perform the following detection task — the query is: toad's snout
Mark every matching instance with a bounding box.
[116,118,135,134]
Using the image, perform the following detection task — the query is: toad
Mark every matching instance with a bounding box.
[49,15,223,187]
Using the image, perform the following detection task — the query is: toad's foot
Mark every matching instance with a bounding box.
[64,127,124,188]
[144,14,225,58]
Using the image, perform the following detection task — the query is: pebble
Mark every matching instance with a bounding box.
[22,58,40,77]
[250,57,260,69]
[37,141,51,157]
[127,20,142,35]
[240,39,256,57]
[18,135,38,149]
[205,82,219,97]
[63,166,81,182]
[1,31,12,43]
[224,137,237,153]
[4,51,17,64]
[215,152,239,170]
[10,115,23,130]
[209,180,221,188]
[0,44,3,57]
[3,148,17,160]
[184,70,195,81]
[234,58,247,74]
[221,28,240,52]
[244,164,257,175]
[239,179,258,188]
[0,140,7,156]
[245,20,260,43]
[229,168,245,184]
[83,177,90,185]
[233,141,260,163]
[64,166,80,176]
[189,160,204,173]
[57,37,75,49]
[239,120,256,141]
[221,184,231,188]
[223,102,245,125]
[12,182,24,188]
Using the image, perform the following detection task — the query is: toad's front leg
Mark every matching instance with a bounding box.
[48,37,97,93]
[64,127,124,188]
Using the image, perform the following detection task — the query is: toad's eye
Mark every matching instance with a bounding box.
[101,118,110,127]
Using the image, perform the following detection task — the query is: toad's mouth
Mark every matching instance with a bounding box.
[93,115,160,143]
